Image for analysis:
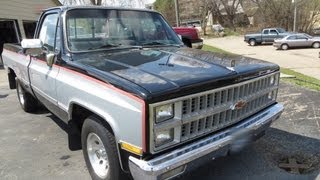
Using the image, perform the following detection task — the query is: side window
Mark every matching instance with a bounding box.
[55,19,61,52]
[38,13,58,52]
[296,35,307,40]
[270,30,278,34]
[287,36,296,40]
[263,30,269,34]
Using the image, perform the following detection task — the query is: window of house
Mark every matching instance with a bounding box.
[23,21,37,39]
[0,20,20,43]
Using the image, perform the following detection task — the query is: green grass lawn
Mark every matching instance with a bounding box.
[202,44,234,55]
[203,44,320,91]
[280,68,320,91]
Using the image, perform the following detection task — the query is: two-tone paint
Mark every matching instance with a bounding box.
[3,6,284,179]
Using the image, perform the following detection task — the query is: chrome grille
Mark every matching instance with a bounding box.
[180,73,279,141]
[150,72,279,153]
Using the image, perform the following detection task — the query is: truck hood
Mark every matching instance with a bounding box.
[71,47,279,101]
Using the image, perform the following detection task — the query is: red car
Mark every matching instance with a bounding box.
[173,27,203,49]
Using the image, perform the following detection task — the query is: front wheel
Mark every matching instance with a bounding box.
[16,80,38,112]
[281,44,289,50]
[312,42,320,48]
[249,39,256,46]
[82,115,123,180]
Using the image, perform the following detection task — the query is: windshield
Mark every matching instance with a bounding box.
[66,9,182,51]
[276,28,286,33]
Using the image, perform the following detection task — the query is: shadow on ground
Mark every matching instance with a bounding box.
[0,94,8,98]
[178,127,320,180]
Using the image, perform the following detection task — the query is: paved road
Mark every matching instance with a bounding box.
[205,36,320,80]
[0,69,319,180]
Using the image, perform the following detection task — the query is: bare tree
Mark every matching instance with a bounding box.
[297,0,320,33]
[248,0,320,32]
[218,0,242,31]
[199,0,216,35]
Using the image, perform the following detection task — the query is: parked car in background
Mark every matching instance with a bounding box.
[273,33,320,50]
[180,20,202,32]
[173,27,203,49]
[244,28,291,46]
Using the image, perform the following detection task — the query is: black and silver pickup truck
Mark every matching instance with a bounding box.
[3,6,284,180]
[244,28,291,46]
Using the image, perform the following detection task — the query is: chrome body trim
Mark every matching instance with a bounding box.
[129,103,284,180]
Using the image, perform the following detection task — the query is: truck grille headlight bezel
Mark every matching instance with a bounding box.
[155,104,174,123]
[154,128,174,147]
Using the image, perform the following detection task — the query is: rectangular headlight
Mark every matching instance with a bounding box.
[155,128,174,147]
[155,104,174,123]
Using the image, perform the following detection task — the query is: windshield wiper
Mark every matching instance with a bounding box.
[88,43,121,50]
[141,41,180,47]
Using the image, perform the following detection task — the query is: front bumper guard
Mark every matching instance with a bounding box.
[129,103,284,180]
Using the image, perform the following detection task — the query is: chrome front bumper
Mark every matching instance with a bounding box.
[129,103,284,180]
[191,41,203,49]
[273,43,281,48]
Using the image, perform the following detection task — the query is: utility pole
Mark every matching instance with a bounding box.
[174,0,180,27]
[293,0,297,32]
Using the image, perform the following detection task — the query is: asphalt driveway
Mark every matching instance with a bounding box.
[205,36,320,80]
[0,69,319,180]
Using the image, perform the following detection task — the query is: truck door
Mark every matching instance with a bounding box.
[261,29,269,42]
[268,29,279,42]
[28,12,60,114]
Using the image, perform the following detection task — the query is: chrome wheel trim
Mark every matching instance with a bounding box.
[249,40,255,46]
[87,132,109,178]
[17,84,25,106]
[313,42,320,48]
[282,44,288,50]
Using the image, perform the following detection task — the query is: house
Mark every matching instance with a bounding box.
[0,0,61,44]
[178,0,249,28]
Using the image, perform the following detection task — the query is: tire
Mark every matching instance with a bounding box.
[16,80,38,112]
[312,42,320,48]
[249,39,256,46]
[82,115,122,180]
[281,44,289,50]
[8,71,16,89]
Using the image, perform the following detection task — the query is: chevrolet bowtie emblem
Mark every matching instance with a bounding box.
[231,100,247,110]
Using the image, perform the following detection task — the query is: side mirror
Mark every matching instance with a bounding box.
[46,53,55,67]
[21,39,42,56]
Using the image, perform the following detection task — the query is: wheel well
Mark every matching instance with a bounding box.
[70,104,114,135]
[249,38,256,42]
[312,41,320,45]
[69,104,128,170]
[8,68,16,89]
